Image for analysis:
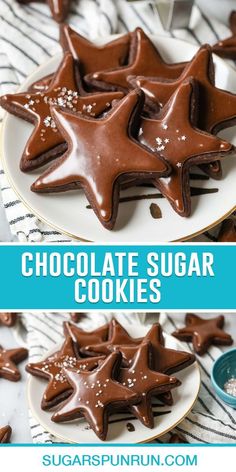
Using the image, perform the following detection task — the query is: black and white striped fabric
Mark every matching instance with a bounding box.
[0,0,234,242]
[14,312,236,444]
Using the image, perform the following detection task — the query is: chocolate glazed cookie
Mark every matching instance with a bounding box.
[131,44,236,180]
[31,90,170,230]
[172,314,233,355]
[29,24,131,93]
[52,352,141,440]
[0,52,124,172]
[26,336,104,410]
[212,11,236,60]
[139,79,233,217]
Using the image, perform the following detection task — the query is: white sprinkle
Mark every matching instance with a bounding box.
[156,137,162,145]
[139,127,143,136]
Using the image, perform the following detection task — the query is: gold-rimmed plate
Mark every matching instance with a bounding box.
[27,325,200,443]
[1,36,236,242]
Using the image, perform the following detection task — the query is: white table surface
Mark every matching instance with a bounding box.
[0,313,235,444]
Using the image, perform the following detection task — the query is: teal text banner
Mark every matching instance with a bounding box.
[0,244,235,310]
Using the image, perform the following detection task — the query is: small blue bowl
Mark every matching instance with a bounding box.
[211,348,236,408]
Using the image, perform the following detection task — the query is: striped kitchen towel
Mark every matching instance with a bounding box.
[0,0,234,242]
[14,312,236,444]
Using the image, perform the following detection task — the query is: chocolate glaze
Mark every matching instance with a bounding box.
[26,336,104,410]
[0,52,124,172]
[132,44,236,180]
[0,345,28,382]
[63,322,109,357]
[133,45,236,135]
[217,218,236,242]
[31,90,170,230]
[17,0,71,22]
[86,28,186,92]
[114,323,196,375]
[82,319,143,357]
[119,343,180,428]
[0,313,18,327]
[52,352,141,441]
[60,24,131,76]
[0,425,12,444]
[139,79,232,217]
[212,11,236,60]
[29,26,131,93]
[109,409,171,425]
[86,186,218,208]
[172,314,233,356]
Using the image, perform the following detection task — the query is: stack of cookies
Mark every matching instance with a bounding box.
[26,319,196,440]
[1,25,236,229]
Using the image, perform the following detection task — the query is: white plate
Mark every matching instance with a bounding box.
[27,325,200,443]
[2,36,236,242]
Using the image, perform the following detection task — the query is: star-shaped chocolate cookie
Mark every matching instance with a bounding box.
[63,321,109,357]
[60,24,131,77]
[132,44,236,179]
[0,313,18,327]
[0,425,12,444]
[29,25,131,93]
[81,319,143,357]
[139,79,232,216]
[217,218,236,242]
[26,336,104,409]
[172,314,233,355]
[52,352,140,440]
[119,343,181,428]
[31,90,170,229]
[17,0,71,22]
[132,44,236,135]
[212,11,236,60]
[0,52,124,172]
[0,345,28,381]
[86,28,186,92]
[116,323,195,375]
